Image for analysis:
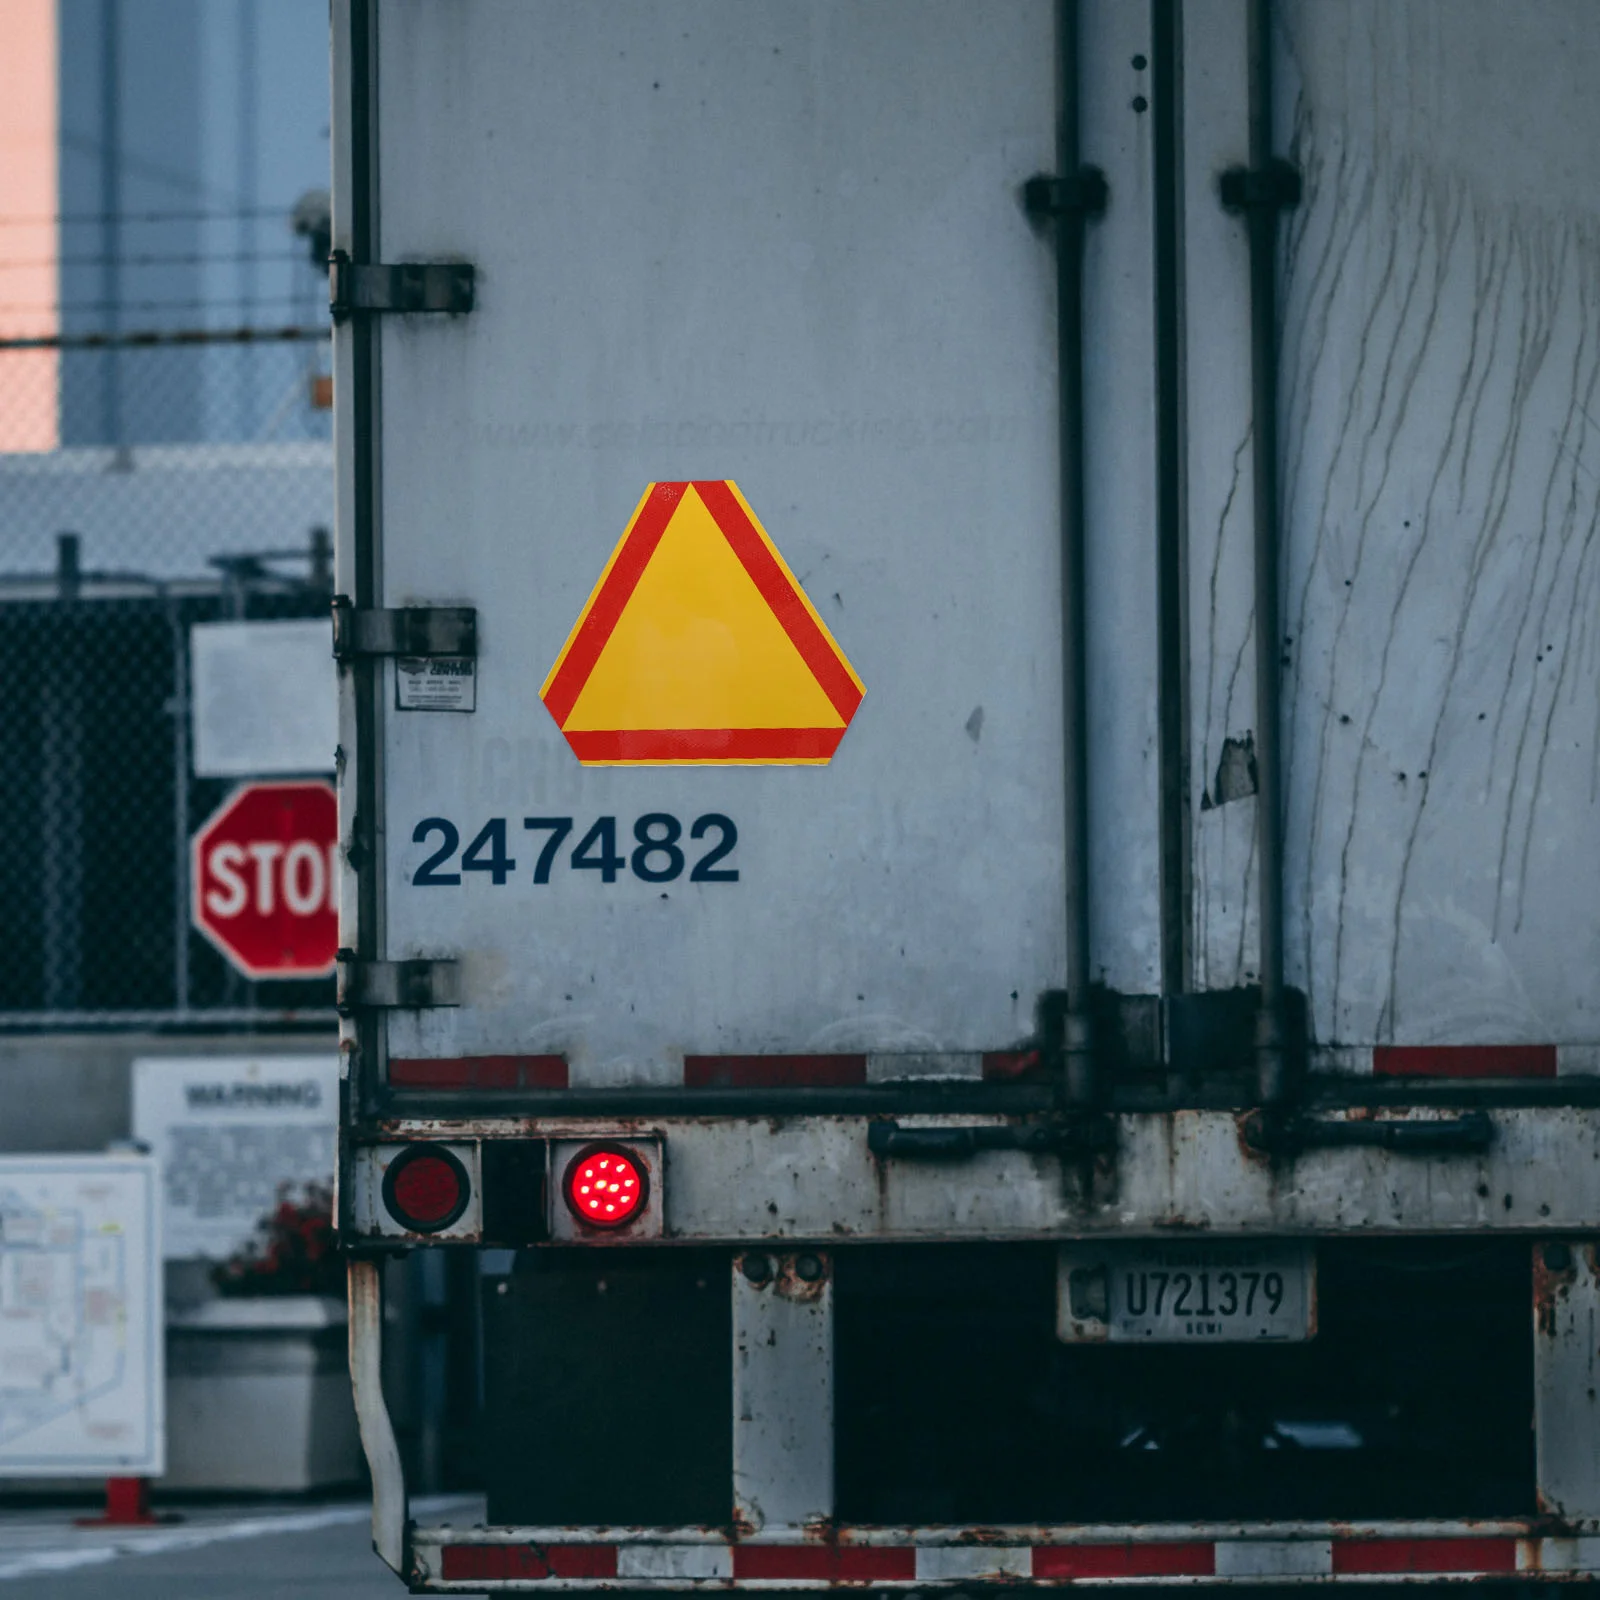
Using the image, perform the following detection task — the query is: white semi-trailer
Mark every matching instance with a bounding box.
[333,0,1600,1588]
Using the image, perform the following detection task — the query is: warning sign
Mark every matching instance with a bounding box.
[541,481,864,765]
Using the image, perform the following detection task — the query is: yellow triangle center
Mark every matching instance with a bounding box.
[564,486,845,732]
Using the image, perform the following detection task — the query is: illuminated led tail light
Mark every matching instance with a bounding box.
[563,1144,648,1230]
[382,1143,471,1233]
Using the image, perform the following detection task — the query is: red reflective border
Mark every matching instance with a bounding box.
[563,728,846,763]
[691,480,864,725]
[390,1056,569,1091]
[732,1546,917,1582]
[1372,1045,1556,1079]
[1032,1542,1216,1579]
[440,1544,618,1581]
[1332,1538,1517,1575]
[542,482,687,726]
[685,1055,868,1088]
[982,1049,1043,1081]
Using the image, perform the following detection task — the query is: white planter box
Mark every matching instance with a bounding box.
[164,1295,362,1493]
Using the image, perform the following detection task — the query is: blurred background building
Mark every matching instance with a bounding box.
[0,0,457,1497]
[0,0,333,1024]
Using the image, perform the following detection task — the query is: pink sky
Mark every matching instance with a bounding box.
[0,0,58,450]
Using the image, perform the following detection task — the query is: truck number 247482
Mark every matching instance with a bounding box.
[408,814,739,887]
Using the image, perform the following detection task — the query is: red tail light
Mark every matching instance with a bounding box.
[563,1144,648,1230]
[383,1143,471,1233]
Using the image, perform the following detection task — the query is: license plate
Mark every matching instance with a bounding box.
[1057,1242,1316,1343]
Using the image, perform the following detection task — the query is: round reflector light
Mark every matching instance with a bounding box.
[563,1145,648,1230]
[382,1144,471,1233]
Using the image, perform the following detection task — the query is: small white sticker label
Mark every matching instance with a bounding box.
[396,657,476,712]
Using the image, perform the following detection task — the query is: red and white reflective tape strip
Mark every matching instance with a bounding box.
[1330,1044,1600,1078]
[391,1044,1600,1092]
[390,1052,1044,1092]
[391,1056,569,1090]
[434,1535,1600,1585]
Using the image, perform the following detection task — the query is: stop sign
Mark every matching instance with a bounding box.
[191,781,338,979]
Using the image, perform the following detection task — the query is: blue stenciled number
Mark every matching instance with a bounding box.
[688,814,739,882]
[460,818,516,884]
[631,814,684,882]
[571,816,625,883]
[411,818,461,885]
[415,813,738,885]
[523,818,573,883]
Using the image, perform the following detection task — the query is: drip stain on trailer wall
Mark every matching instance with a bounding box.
[1196,0,1600,1051]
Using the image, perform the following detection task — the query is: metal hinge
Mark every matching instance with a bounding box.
[331,597,477,662]
[337,953,461,1013]
[1219,159,1303,213]
[1022,168,1110,226]
[328,251,475,320]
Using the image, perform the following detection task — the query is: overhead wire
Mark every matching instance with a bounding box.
[0,250,305,269]
[0,297,319,316]
[0,206,302,228]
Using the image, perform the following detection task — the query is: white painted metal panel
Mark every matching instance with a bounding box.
[1180,0,1600,1050]
[1181,0,1260,993]
[1080,0,1163,994]
[1270,0,1600,1049]
[732,1253,833,1530]
[1534,1241,1600,1521]
[1075,3,1164,998]
[368,1,1067,1080]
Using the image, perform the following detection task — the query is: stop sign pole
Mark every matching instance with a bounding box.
[191,780,339,980]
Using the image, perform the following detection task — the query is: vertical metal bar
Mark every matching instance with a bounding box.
[1533,1241,1600,1520]
[98,0,121,446]
[238,0,259,435]
[732,1252,834,1530]
[1151,0,1189,1000]
[41,534,84,1014]
[349,0,387,1119]
[336,3,404,1567]
[415,1246,447,1493]
[1244,0,1291,1105]
[167,591,191,1014]
[1055,0,1095,1105]
[349,1258,406,1574]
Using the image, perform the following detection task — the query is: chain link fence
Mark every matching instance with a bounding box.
[0,328,337,1027]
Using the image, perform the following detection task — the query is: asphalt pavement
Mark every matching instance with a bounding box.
[0,1494,484,1598]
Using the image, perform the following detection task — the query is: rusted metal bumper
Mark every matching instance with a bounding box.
[407,1521,1600,1589]
[348,1106,1600,1243]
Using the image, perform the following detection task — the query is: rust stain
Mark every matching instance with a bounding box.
[1235,1110,1275,1168]
[952,1525,1012,1546]
[774,1253,830,1303]
[1532,1245,1575,1341]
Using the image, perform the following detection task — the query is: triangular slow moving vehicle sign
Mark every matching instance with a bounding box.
[541,481,864,764]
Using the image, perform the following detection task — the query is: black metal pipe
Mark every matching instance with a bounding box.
[346,0,385,1121]
[1243,0,1292,1106]
[1151,0,1189,1003]
[1054,0,1096,1106]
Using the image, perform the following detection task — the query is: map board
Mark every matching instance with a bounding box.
[0,1155,164,1477]
[132,1055,339,1261]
